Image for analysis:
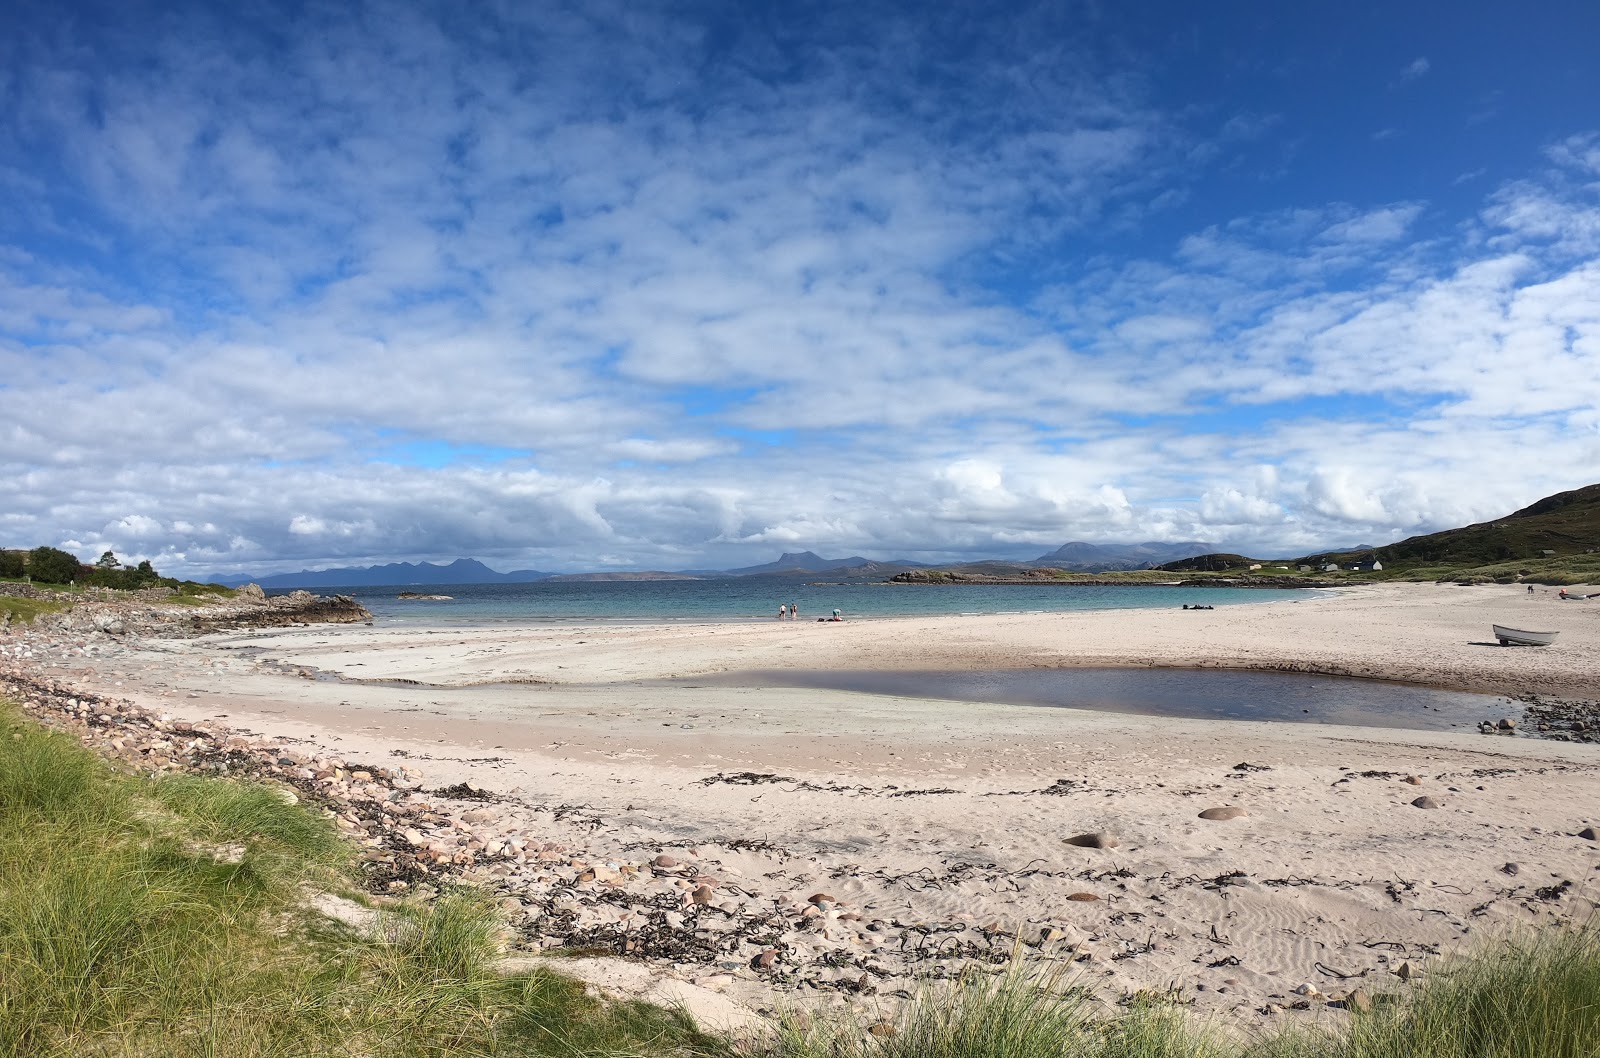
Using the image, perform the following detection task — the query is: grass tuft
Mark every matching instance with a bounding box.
[1329,927,1600,1058]
[0,701,717,1057]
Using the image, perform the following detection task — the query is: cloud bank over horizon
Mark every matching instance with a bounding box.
[3,1,1599,576]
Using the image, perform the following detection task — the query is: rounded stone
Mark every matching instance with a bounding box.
[1063,832,1118,848]
[1065,892,1099,902]
[1411,796,1441,809]
[652,854,678,868]
[1198,806,1248,821]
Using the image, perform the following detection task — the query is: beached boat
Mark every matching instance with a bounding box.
[1492,624,1559,647]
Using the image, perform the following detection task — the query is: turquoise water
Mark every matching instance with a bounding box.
[273,577,1312,625]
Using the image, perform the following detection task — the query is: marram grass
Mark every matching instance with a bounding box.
[0,701,716,1058]
[3,697,1598,1057]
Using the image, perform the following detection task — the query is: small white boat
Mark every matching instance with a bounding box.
[1493,624,1559,647]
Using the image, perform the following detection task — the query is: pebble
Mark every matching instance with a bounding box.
[1579,826,1598,841]
[1198,806,1248,820]
[652,854,678,868]
[1065,892,1099,902]
[1063,832,1118,848]
[1410,796,1441,810]
[1402,775,1422,785]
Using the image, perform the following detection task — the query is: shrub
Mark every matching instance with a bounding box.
[0,551,23,579]
[25,547,82,585]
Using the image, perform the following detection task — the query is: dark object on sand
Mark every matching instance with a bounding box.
[1063,832,1118,849]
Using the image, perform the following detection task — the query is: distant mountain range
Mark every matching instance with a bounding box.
[1032,541,1213,571]
[219,558,554,589]
[214,542,1219,589]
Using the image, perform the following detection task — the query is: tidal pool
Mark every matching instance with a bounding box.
[704,667,1514,733]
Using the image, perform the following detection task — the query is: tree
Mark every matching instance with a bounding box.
[96,550,122,569]
[0,551,23,579]
[27,546,83,585]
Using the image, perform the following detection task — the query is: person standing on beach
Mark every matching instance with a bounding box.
[778,604,787,620]
[789,602,798,619]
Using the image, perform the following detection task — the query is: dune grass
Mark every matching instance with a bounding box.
[0,701,719,1058]
[4,697,1598,1058]
[744,932,1600,1058]
[1314,927,1600,1058]
[757,965,1231,1058]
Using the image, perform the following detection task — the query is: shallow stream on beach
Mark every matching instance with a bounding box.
[699,667,1513,733]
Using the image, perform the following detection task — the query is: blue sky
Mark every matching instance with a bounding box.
[2,0,1598,575]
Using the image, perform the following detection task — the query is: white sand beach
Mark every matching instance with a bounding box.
[12,581,1600,1027]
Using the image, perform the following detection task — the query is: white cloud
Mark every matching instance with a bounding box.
[1399,57,1430,82]
[1,6,1597,575]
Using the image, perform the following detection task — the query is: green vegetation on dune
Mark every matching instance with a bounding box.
[1,545,236,598]
[748,936,1600,1058]
[4,699,1599,1057]
[0,701,716,1058]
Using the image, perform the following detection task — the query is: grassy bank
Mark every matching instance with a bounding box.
[3,699,1596,1057]
[0,595,68,625]
[0,700,716,1058]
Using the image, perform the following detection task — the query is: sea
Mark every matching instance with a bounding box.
[268,577,1312,626]
[266,578,1512,732]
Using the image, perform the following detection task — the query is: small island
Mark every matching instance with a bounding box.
[396,592,452,600]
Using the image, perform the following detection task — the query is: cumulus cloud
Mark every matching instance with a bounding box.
[0,4,1597,575]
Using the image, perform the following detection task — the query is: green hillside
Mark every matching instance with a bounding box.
[1303,483,1600,569]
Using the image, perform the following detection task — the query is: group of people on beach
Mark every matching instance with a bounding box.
[777,603,844,621]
